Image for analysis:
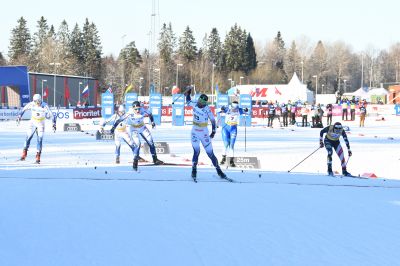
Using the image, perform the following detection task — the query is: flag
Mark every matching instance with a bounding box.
[81,85,89,98]
[107,86,113,93]
[275,86,282,95]
[43,87,49,99]
[65,83,70,100]
[124,84,133,94]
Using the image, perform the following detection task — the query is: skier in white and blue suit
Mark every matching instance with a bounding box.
[100,105,137,164]
[185,88,226,179]
[218,100,248,167]
[111,101,163,171]
[17,94,56,163]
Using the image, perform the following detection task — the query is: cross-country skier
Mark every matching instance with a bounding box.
[218,100,248,167]
[100,105,137,164]
[185,89,227,180]
[16,94,56,163]
[112,101,163,171]
[319,122,352,176]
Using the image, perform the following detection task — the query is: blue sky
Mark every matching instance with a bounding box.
[1,0,398,57]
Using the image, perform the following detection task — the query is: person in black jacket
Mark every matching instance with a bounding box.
[319,122,352,176]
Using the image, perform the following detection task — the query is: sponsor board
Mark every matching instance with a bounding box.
[142,142,170,154]
[230,157,260,169]
[63,123,82,132]
[96,130,115,140]
[73,108,102,119]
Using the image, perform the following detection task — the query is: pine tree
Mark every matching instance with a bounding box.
[8,17,31,64]
[119,41,142,85]
[243,33,257,75]
[207,28,222,65]
[270,31,288,83]
[158,22,176,87]
[178,26,197,63]
[81,19,102,78]
[224,24,247,72]
[285,41,302,79]
[309,40,328,93]
[178,26,197,85]
[70,23,84,74]
[56,20,76,75]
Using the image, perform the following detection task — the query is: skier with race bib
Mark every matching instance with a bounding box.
[100,105,137,164]
[218,100,248,167]
[319,122,352,176]
[185,89,227,181]
[16,94,56,163]
[112,101,163,171]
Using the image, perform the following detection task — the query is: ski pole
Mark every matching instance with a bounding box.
[172,86,192,104]
[288,146,321,173]
[244,114,247,152]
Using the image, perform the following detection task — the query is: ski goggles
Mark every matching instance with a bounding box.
[198,98,208,105]
[333,124,343,133]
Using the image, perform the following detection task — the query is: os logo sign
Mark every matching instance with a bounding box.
[52,111,70,120]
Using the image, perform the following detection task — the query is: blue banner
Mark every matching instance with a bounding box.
[0,66,30,107]
[172,94,185,126]
[149,93,162,125]
[239,94,252,126]
[125,93,138,112]
[101,92,114,119]
[217,94,229,127]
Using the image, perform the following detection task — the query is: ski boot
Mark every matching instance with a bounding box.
[328,165,333,176]
[132,158,138,171]
[216,167,227,179]
[152,155,164,165]
[229,157,236,167]
[35,152,41,164]
[191,166,197,182]
[20,149,27,161]
[116,156,120,164]
[220,155,226,165]
[342,168,352,177]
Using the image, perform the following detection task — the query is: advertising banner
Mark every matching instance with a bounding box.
[172,94,185,126]
[239,94,252,126]
[149,93,162,125]
[217,94,229,127]
[125,93,138,112]
[101,93,114,120]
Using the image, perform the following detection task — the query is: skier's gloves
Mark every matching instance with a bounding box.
[16,115,21,125]
[110,127,115,134]
[52,123,56,132]
[348,150,352,156]
[243,107,249,112]
[184,88,191,96]
[319,140,324,148]
[151,122,156,129]
[100,127,104,134]
[209,130,216,139]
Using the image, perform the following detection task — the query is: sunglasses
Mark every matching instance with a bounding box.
[198,98,208,105]
[133,107,140,110]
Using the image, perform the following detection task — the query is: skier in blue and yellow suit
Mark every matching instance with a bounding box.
[218,100,248,167]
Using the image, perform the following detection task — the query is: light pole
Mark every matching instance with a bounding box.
[49,62,61,107]
[139,77,144,96]
[176,63,183,89]
[321,84,325,94]
[240,76,244,85]
[41,79,47,97]
[78,82,83,104]
[313,75,318,103]
[344,79,347,93]
[211,63,215,104]
[301,61,304,83]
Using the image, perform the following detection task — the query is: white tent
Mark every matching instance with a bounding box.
[352,87,369,99]
[234,73,313,103]
[368,87,389,96]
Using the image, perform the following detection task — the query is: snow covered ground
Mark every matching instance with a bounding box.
[1,114,400,266]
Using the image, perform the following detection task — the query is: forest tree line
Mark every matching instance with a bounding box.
[2,16,400,99]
